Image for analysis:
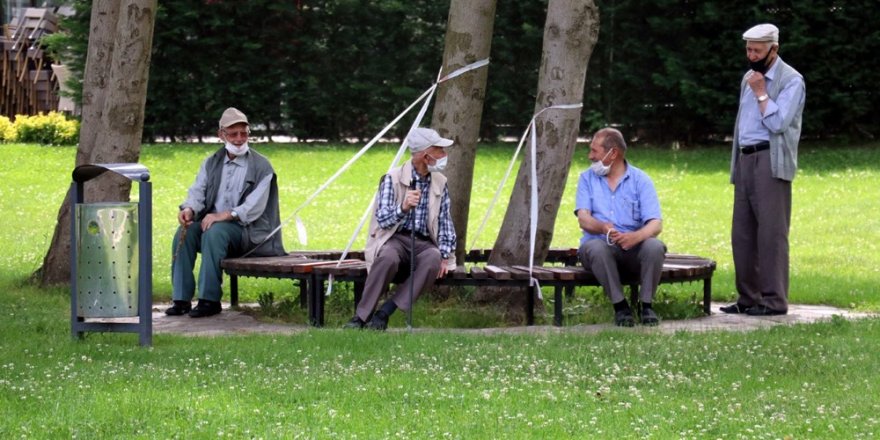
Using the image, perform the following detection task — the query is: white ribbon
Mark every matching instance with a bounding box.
[468,103,583,298]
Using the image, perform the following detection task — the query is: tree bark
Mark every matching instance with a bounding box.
[479,0,600,311]
[36,0,157,285]
[430,0,496,263]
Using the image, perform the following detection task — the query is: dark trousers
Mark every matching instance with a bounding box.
[732,149,791,311]
[356,232,442,322]
[578,237,666,304]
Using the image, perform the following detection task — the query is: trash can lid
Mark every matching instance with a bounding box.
[73,163,150,183]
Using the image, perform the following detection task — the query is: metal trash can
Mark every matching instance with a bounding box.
[71,163,152,346]
[75,202,139,318]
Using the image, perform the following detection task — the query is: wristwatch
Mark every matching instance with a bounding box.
[756,94,769,102]
[230,210,239,220]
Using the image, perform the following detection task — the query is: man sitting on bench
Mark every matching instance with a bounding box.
[575,128,665,327]
[343,128,457,330]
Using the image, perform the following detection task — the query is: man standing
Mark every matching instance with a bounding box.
[721,24,806,316]
[575,128,665,327]
[344,127,457,330]
[166,107,285,318]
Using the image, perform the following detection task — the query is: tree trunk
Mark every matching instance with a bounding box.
[35,0,157,285]
[430,0,496,263]
[478,0,600,313]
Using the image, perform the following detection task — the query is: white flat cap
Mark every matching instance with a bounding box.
[743,23,779,43]
[406,127,454,153]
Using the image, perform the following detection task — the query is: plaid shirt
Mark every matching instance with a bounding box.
[375,170,456,259]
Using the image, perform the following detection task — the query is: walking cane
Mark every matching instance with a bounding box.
[407,179,417,332]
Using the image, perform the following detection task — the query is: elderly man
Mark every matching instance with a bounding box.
[575,128,665,326]
[721,24,805,316]
[166,107,285,318]
[344,127,457,330]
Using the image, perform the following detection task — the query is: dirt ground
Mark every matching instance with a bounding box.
[148,302,875,336]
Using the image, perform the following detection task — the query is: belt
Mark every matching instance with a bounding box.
[740,141,769,155]
[398,229,430,242]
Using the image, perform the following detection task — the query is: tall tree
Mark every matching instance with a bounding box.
[481,0,599,310]
[36,0,158,285]
[430,0,496,263]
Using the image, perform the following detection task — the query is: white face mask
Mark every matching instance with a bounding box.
[225,141,249,157]
[590,149,613,176]
[427,154,448,173]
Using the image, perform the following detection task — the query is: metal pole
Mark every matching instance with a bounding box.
[407,180,416,332]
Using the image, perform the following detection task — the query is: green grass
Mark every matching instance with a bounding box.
[2,141,880,437]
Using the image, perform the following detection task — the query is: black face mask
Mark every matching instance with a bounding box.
[748,47,777,74]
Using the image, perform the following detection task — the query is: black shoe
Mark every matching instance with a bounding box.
[164,300,192,316]
[746,305,787,316]
[720,303,752,314]
[614,309,635,327]
[367,311,389,331]
[188,299,222,318]
[343,316,366,329]
[640,308,660,326]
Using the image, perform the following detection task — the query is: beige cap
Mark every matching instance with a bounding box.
[743,23,779,43]
[219,107,249,129]
[406,127,454,153]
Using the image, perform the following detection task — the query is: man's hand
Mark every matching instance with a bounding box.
[200,212,232,231]
[437,259,449,279]
[747,71,767,96]
[178,208,194,227]
[609,230,644,251]
[401,189,421,212]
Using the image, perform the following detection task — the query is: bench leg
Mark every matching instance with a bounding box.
[299,278,308,309]
[353,280,364,314]
[309,275,322,327]
[526,285,535,326]
[629,284,639,307]
[703,277,712,315]
[554,285,563,327]
[230,274,239,307]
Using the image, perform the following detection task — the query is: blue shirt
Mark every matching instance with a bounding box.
[737,58,806,147]
[575,163,662,245]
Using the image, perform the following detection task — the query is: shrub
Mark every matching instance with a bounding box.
[0,116,16,142]
[13,112,79,145]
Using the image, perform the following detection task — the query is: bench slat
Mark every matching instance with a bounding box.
[511,265,557,281]
[483,265,511,280]
[470,266,488,279]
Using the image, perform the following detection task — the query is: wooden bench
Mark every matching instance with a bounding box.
[221,249,716,327]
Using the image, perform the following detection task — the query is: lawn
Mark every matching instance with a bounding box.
[1,140,879,438]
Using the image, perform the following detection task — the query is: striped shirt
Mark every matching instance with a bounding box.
[375,170,456,259]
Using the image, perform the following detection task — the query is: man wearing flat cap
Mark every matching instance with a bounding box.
[166,107,285,318]
[344,127,457,330]
[722,24,806,317]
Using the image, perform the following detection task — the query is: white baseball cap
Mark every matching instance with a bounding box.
[405,127,454,153]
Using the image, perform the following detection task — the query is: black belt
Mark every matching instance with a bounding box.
[398,229,430,242]
[740,141,769,155]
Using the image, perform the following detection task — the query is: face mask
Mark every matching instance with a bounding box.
[590,149,613,176]
[225,141,249,157]
[427,154,448,173]
[748,46,776,74]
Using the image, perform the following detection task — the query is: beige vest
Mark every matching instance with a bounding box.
[364,160,456,272]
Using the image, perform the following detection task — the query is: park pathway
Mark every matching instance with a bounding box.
[150,303,874,336]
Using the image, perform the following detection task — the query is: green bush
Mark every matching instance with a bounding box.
[0,115,16,142]
[13,112,79,145]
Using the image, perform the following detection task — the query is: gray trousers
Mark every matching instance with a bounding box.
[732,149,791,312]
[171,221,243,302]
[578,237,666,304]
[356,232,442,321]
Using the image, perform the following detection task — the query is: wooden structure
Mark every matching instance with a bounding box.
[1,8,60,118]
[222,249,717,327]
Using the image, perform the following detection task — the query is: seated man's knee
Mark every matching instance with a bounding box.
[579,239,611,263]
[640,238,666,259]
[421,247,442,271]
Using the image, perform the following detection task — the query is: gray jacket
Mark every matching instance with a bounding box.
[730,57,806,183]
[199,147,285,256]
